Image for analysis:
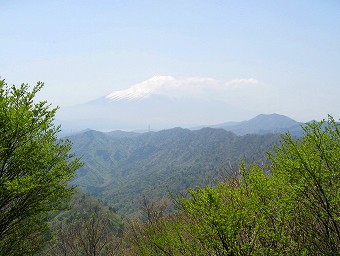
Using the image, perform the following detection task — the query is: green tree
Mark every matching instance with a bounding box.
[269,116,340,254]
[0,79,82,255]
[129,116,340,255]
[46,191,124,256]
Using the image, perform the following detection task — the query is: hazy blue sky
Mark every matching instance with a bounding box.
[1,0,339,122]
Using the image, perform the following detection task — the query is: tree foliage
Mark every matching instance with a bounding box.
[269,116,340,253]
[127,116,340,255]
[46,191,124,256]
[0,79,82,255]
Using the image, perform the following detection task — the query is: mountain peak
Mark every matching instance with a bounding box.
[58,76,272,131]
[213,113,302,135]
[104,75,262,103]
[105,75,176,101]
[250,113,298,124]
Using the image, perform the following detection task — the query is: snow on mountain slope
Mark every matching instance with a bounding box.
[106,76,177,100]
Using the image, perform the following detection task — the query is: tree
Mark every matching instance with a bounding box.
[46,192,124,256]
[269,116,340,254]
[129,116,340,255]
[0,79,82,255]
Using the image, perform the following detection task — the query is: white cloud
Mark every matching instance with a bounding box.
[227,78,260,87]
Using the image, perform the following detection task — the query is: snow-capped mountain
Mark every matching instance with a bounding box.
[57,76,259,131]
[105,76,177,101]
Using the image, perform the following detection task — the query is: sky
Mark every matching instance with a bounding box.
[1,0,340,122]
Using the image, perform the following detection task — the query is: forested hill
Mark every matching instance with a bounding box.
[68,127,281,215]
[210,113,304,136]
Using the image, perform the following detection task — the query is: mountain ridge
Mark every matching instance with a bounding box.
[68,126,282,215]
[58,113,305,137]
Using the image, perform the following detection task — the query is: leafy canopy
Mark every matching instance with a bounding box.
[0,79,82,255]
[128,116,340,255]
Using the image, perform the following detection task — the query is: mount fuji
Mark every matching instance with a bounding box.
[56,76,258,132]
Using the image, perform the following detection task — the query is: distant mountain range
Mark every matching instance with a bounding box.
[68,127,282,215]
[54,75,320,136]
[64,111,311,215]
[56,77,308,216]
[56,76,310,134]
[59,113,305,138]
[57,95,250,132]
[56,76,257,132]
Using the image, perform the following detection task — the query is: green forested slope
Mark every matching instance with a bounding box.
[45,189,124,255]
[68,127,281,215]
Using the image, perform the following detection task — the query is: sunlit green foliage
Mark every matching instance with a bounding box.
[128,117,340,255]
[0,79,82,255]
[268,116,340,254]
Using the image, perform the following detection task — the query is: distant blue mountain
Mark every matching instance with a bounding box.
[56,93,253,132]
[210,113,304,136]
